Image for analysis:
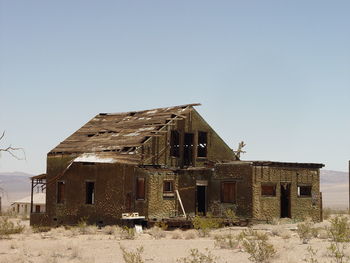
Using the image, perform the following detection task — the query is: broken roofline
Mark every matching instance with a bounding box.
[98,103,201,116]
[222,160,324,169]
[49,103,202,156]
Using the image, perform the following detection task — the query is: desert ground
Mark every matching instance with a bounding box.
[1,213,350,263]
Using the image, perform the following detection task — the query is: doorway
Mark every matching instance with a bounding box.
[184,133,194,166]
[196,185,206,215]
[280,183,291,218]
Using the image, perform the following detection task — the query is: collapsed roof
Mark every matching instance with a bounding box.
[49,103,201,163]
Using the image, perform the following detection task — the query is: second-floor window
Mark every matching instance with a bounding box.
[197,131,207,157]
[170,130,180,157]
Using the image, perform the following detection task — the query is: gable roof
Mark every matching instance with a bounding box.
[49,103,201,163]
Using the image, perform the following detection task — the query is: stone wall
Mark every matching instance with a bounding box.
[252,166,321,221]
[146,169,178,219]
[212,163,253,218]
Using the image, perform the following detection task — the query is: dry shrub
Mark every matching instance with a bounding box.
[32,225,51,233]
[120,245,144,263]
[238,228,276,263]
[326,215,350,263]
[297,218,314,244]
[0,217,25,238]
[177,248,218,263]
[192,214,222,237]
[271,226,283,236]
[323,208,332,220]
[184,229,199,240]
[120,226,136,240]
[305,246,319,263]
[102,225,120,235]
[270,217,281,225]
[148,226,166,239]
[317,229,328,239]
[214,234,238,249]
[171,229,183,239]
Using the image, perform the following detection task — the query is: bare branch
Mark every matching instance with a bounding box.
[0,131,26,160]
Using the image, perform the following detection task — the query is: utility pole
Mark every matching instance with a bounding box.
[349,160,350,213]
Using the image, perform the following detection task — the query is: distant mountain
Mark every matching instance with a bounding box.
[0,172,33,207]
[320,170,348,209]
[321,170,348,184]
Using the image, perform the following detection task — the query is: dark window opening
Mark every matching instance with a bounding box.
[221,182,236,203]
[298,186,312,197]
[184,133,194,166]
[261,184,276,196]
[136,177,145,200]
[86,182,95,204]
[57,181,65,204]
[163,180,174,193]
[170,130,180,157]
[197,131,207,157]
[35,205,40,213]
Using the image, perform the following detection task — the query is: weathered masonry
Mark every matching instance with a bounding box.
[30,104,324,226]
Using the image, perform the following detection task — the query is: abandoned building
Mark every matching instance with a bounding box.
[30,103,324,226]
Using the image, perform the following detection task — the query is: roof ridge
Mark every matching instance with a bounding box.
[99,103,201,116]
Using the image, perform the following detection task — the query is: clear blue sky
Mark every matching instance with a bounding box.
[0,0,349,175]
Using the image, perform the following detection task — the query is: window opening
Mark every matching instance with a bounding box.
[197,131,207,157]
[136,177,145,200]
[184,133,194,166]
[298,185,312,197]
[170,130,180,157]
[86,182,95,204]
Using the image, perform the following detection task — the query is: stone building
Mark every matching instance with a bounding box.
[30,104,324,226]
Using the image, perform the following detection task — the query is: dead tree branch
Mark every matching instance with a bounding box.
[0,131,26,160]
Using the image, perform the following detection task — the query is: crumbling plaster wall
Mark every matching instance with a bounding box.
[252,166,321,222]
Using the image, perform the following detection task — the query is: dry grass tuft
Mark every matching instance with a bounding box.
[171,229,183,239]
[183,229,199,240]
[148,226,166,239]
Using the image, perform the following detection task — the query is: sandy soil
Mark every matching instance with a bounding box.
[0,217,349,263]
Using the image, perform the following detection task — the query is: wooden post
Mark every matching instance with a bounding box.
[30,179,34,213]
[349,161,350,214]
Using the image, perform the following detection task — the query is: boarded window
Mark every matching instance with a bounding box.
[197,131,207,157]
[86,182,95,204]
[163,180,174,193]
[57,181,65,204]
[136,177,145,200]
[261,184,276,196]
[221,182,236,203]
[170,130,180,157]
[298,185,312,197]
